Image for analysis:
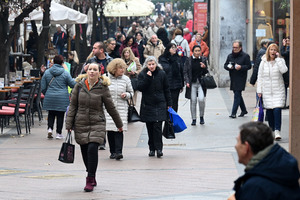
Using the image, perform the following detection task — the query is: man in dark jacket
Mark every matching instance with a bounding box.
[230,121,300,200]
[53,26,67,56]
[224,40,251,118]
[250,39,269,85]
[83,41,113,75]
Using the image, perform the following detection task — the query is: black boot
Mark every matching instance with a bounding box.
[200,117,205,125]
[191,119,196,126]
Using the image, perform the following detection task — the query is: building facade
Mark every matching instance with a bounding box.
[209,0,290,86]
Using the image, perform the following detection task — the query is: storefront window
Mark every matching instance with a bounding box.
[253,0,290,55]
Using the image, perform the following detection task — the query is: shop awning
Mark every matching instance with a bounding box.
[9,2,87,24]
[104,0,154,17]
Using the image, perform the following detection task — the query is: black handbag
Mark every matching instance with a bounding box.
[163,116,175,139]
[202,73,217,89]
[58,131,75,163]
[127,94,141,123]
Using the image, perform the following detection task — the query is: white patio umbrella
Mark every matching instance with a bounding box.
[104,0,154,17]
[9,2,87,24]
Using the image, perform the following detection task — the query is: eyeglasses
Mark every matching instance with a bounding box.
[110,43,116,45]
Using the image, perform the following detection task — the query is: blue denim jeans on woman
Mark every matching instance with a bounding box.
[266,108,282,131]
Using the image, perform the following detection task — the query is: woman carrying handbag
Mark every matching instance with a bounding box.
[184,45,208,125]
[105,59,134,160]
[66,63,123,192]
[137,56,172,158]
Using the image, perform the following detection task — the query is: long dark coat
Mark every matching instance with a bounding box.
[65,75,123,145]
[137,67,172,122]
[224,51,251,91]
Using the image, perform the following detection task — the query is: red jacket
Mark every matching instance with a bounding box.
[183,33,192,44]
[189,40,210,57]
[185,20,193,32]
[119,42,140,58]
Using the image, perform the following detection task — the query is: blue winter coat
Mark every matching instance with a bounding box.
[234,144,300,200]
[41,64,76,112]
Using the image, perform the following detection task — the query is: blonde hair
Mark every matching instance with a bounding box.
[86,51,94,61]
[121,47,136,62]
[266,43,280,61]
[69,51,79,64]
[106,58,126,76]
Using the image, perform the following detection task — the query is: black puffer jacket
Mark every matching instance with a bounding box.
[224,51,251,91]
[137,67,172,122]
[250,47,266,85]
[159,55,184,90]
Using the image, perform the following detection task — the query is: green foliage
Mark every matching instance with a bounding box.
[172,0,193,11]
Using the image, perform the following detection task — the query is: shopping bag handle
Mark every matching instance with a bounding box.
[65,131,73,144]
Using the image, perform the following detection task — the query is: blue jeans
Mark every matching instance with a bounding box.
[231,90,247,115]
[266,108,282,131]
[56,46,65,56]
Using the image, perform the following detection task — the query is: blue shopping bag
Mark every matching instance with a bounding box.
[168,107,187,133]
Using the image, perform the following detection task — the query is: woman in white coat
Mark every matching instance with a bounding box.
[105,58,134,160]
[257,43,288,140]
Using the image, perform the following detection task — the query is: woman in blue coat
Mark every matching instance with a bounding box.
[42,55,76,139]
[137,56,172,158]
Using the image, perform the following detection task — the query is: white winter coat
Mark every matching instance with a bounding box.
[257,55,288,109]
[105,73,133,131]
[171,35,190,57]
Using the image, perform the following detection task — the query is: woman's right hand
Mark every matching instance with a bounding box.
[257,93,262,98]
[186,83,190,88]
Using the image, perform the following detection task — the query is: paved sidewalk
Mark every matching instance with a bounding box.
[0,86,289,200]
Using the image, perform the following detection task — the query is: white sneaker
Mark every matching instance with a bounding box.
[56,134,64,140]
[274,130,281,140]
[47,128,53,139]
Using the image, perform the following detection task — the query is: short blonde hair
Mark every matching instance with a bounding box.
[106,58,126,75]
[266,43,280,61]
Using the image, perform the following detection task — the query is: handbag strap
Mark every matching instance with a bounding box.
[48,76,55,88]
[127,93,135,106]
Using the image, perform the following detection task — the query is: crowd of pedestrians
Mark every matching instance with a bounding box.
[35,10,298,195]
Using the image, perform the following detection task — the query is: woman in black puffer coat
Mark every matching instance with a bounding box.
[137,56,172,158]
[159,43,184,112]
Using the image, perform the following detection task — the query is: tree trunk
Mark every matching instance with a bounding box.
[0,2,39,77]
[91,5,98,45]
[81,24,88,62]
[75,24,81,60]
[36,1,51,68]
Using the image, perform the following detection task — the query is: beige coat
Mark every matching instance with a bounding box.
[143,39,165,60]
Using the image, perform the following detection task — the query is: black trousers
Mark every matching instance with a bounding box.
[146,121,163,151]
[170,89,181,112]
[231,90,247,115]
[80,142,99,177]
[107,131,124,154]
[47,110,65,134]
